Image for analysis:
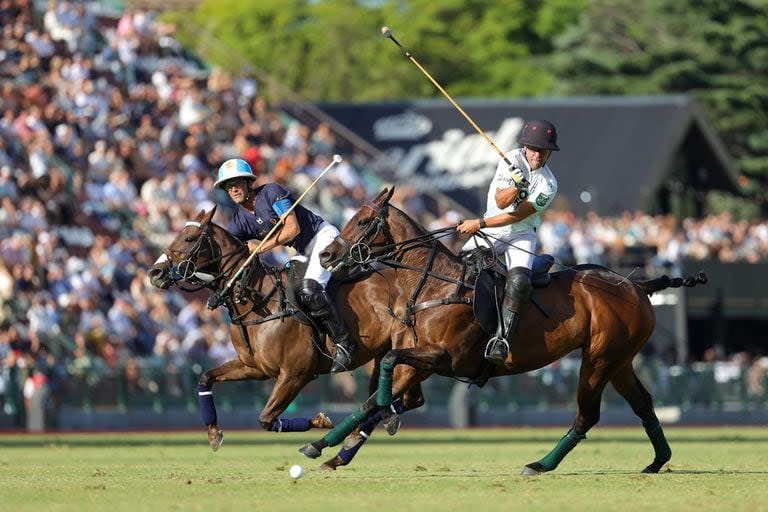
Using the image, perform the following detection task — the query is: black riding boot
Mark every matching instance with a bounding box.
[300,280,357,373]
[485,267,532,365]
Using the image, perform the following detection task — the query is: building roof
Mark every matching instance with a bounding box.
[318,95,742,216]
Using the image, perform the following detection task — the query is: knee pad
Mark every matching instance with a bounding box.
[505,267,532,302]
[299,279,326,310]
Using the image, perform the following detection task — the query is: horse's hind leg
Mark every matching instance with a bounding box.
[611,363,671,473]
[522,358,608,475]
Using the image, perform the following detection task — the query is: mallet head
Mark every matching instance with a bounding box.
[332,154,343,163]
[380,26,392,38]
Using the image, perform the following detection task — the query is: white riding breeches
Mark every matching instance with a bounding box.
[296,222,339,288]
[461,230,537,270]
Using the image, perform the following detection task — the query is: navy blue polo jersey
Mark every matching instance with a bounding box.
[226,183,325,254]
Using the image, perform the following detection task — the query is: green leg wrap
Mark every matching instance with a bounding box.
[322,410,366,447]
[376,360,395,407]
[537,428,586,472]
[643,418,671,462]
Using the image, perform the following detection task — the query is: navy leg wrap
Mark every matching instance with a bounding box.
[198,384,217,426]
[358,399,405,432]
[359,411,382,432]
[268,418,311,432]
[337,431,370,464]
[335,400,405,465]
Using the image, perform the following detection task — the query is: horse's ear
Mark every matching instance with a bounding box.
[374,187,395,205]
[201,205,217,224]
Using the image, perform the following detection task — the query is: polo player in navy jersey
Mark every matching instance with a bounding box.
[212,158,356,373]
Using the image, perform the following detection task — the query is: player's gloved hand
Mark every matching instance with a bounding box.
[207,291,225,310]
[510,167,525,185]
[509,167,530,200]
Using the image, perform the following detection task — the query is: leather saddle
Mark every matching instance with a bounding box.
[283,257,359,326]
[465,250,555,335]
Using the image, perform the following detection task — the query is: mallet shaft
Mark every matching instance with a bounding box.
[382,26,529,197]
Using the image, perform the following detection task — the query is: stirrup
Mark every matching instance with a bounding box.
[484,336,509,365]
[331,344,354,373]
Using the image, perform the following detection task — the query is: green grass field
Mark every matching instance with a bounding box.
[2,427,767,511]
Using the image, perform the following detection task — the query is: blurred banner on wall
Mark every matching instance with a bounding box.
[315,96,741,216]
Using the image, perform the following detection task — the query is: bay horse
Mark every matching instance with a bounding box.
[148,206,425,467]
[300,187,707,475]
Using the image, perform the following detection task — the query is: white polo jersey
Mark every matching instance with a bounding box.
[482,148,558,235]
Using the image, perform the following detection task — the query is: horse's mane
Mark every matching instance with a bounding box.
[387,201,461,263]
[208,220,246,250]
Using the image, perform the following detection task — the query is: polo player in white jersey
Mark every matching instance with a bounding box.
[457,119,560,364]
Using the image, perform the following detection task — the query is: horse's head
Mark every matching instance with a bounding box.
[149,206,240,290]
[320,187,396,276]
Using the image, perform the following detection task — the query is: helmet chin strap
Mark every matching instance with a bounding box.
[235,190,250,207]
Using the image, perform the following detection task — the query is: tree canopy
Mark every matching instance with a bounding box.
[165,0,767,206]
[551,0,768,198]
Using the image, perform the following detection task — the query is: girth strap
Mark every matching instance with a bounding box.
[410,296,472,315]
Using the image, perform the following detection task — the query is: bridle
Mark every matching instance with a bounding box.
[160,218,310,357]
[329,201,387,272]
[329,200,475,330]
[331,200,465,271]
[164,220,247,292]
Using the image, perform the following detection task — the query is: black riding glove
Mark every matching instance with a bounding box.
[207,292,225,310]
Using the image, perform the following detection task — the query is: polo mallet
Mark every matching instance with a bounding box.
[211,154,343,307]
[380,26,529,199]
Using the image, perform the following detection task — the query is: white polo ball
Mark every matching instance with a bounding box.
[289,464,304,479]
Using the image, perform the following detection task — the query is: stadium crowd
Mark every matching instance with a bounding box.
[0,0,766,429]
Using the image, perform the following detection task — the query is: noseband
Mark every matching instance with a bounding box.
[333,202,386,269]
[165,220,239,291]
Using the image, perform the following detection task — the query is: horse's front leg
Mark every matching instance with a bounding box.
[320,383,425,471]
[299,393,380,459]
[199,359,268,451]
[299,347,445,460]
[377,346,449,435]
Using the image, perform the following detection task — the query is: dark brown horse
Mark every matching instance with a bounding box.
[148,206,425,464]
[300,187,706,475]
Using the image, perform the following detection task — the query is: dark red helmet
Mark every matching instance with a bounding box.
[518,120,559,151]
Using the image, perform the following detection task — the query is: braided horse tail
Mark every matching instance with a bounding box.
[634,271,708,296]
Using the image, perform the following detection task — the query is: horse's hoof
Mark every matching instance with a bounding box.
[299,442,322,459]
[521,462,545,476]
[310,412,335,429]
[208,428,223,452]
[319,456,343,471]
[641,459,668,474]
[384,414,401,436]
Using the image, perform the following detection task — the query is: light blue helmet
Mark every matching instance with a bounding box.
[213,158,256,190]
